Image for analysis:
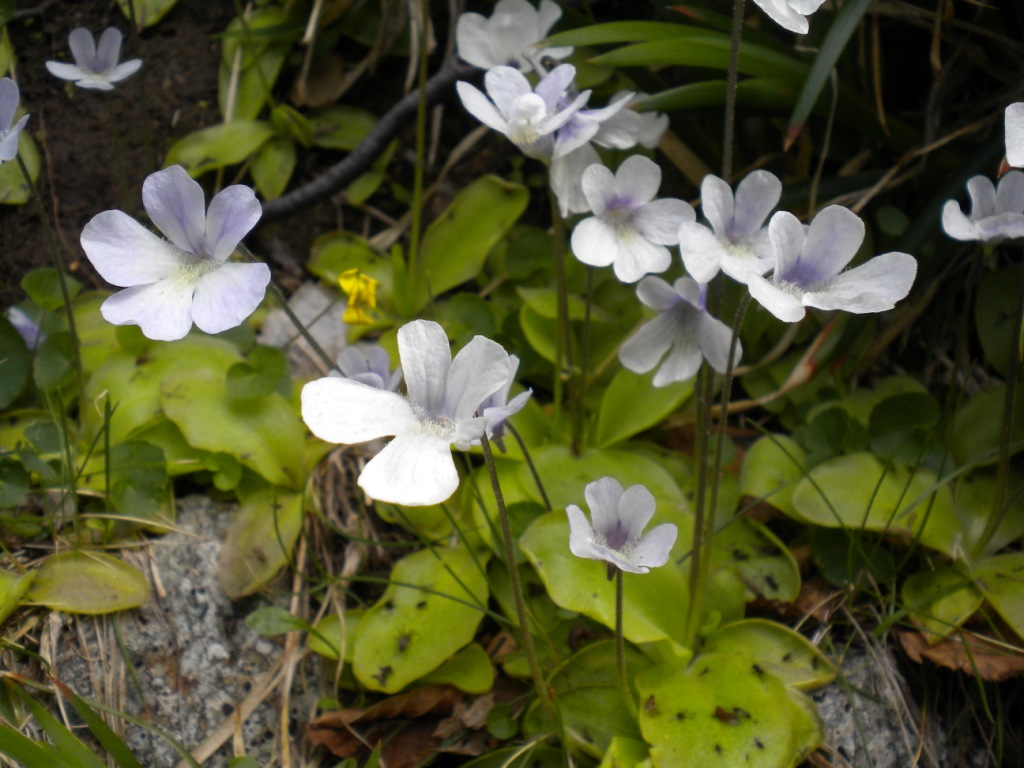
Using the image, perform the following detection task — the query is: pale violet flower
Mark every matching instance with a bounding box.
[333,344,403,391]
[747,206,917,323]
[456,0,571,72]
[597,92,669,151]
[0,78,29,163]
[567,477,677,575]
[46,28,142,91]
[5,306,45,350]
[941,172,1024,244]
[81,165,269,341]
[456,64,590,161]
[479,354,531,451]
[619,277,739,386]
[301,320,512,506]
[752,0,827,35]
[678,171,781,284]
[571,155,695,283]
[1007,103,1024,168]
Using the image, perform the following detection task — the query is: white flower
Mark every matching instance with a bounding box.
[301,320,512,506]
[46,28,142,91]
[456,0,571,72]
[479,354,531,451]
[333,344,403,391]
[752,0,827,35]
[571,155,695,283]
[678,171,781,284]
[567,477,677,574]
[80,165,269,341]
[595,91,669,151]
[746,206,917,323]
[941,172,1024,244]
[456,64,590,161]
[6,306,45,350]
[1007,103,1024,168]
[0,78,29,163]
[550,143,600,216]
[619,277,740,386]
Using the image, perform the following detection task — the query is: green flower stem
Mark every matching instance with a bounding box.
[973,258,1024,558]
[104,98,130,211]
[684,362,714,649]
[237,243,336,371]
[16,155,85,408]
[722,0,746,182]
[507,423,552,512]
[577,266,596,451]
[615,568,634,711]
[406,0,430,279]
[479,432,553,718]
[124,0,155,172]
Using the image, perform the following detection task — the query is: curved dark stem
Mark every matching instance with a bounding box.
[507,423,552,512]
[259,56,477,224]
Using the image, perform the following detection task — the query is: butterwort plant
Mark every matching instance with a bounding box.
[80,165,270,341]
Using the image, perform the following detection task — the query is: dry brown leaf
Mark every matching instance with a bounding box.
[896,628,1024,682]
[290,52,348,108]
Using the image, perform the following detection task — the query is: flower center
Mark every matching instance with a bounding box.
[169,251,219,289]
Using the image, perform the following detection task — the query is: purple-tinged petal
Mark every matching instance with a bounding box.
[358,433,460,506]
[567,505,600,560]
[45,61,86,83]
[618,484,656,543]
[651,308,703,386]
[0,114,27,162]
[571,216,619,268]
[205,185,261,262]
[94,28,123,72]
[634,199,695,245]
[636,276,680,311]
[614,154,661,208]
[190,262,270,334]
[785,205,864,287]
[592,108,641,150]
[106,59,142,84]
[767,210,806,279]
[697,312,739,374]
[632,523,677,570]
[143,165,207,254]
[100,280,195,341]
[975,213,1024,241]
[68,28,97,70]
[731,170,782,238]
[81,210,182,286]
[399,319,452,415]
[534,64,576,111]
[585,476,625,541]
[302,377,417,444]
[0,78,20,130]
[997,171,1024,216]
[802,252,916,314]
[619,311,677,375]
[445,335,511,421]
[1007,103,1024,168]
[551,144,599,216]
[485,66,533,115]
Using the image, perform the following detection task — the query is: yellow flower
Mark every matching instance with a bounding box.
[338,269,378,324]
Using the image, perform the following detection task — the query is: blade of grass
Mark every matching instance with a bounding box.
[55,681,144,768]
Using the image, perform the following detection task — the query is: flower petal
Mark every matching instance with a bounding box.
[567,505,599,560]
[302,377,418,444]
[106,59,142,84]
[636,276,681,311]
[81,210,183,286]
[551,144,599,216]
[651,307,703,386]
[0,114,27,162]
[534,64,576,111]
[456,13,497,69]
[143,165,207,254]
[802,252,916,314]
[619,310,677,375]
[585,476,625,540]
[100,280,195,341]
[68,28,96,70]
[700,175,734,238]
[456,81,509,133]
[205,185,261,261]
[747,273,805,323]
[1007,103,1024,168]
[95,28,123,73]
[580,162,615,215]
[731,170,782,238]
[940,200,978,241]
[787,205,864,286]
[399,319,451,415]
[485,65,533,116]
[571,216,618,267]
[190,262,270,334]
[617,484,656,543]
[698,312,740,374]
[678,221,728,283]
[445,335,512,421]
[0,78,19,130]
[997,171,1024,216]
[358,433,460,505]
[632,523,678,570]
[45,61,86,83]
[634,198,695,245]
[614,154,661,207]
[611,236,670,284]
[966,175,996,220]
[767,210,807,279]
